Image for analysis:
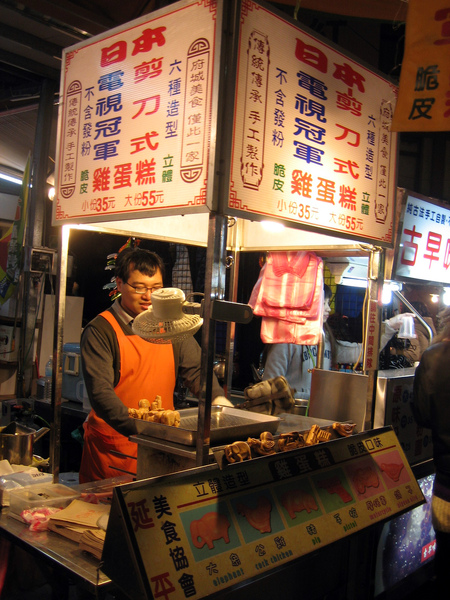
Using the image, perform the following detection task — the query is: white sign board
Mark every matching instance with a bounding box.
[228,1,398,246]
[394,191,450,285]
[54,0,218,225]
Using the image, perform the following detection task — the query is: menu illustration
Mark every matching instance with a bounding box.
[103,427,424,600]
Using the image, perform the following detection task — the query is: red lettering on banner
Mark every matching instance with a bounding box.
[132,27,167,55]
[128,499,155,531]
[93,167,110,191]
[101,41,127,67]
[113,164,133,188]
[335,124,360,147]
[134,58,163,83]
[130,131,159,153]
[424,231,442,268]
[316,178,335,204]
[333,62,366,92]
[100,27,167,67]
[444,239,450,269]
[434,7,450,45]
[132,95,161,119]
[334,158,359,179]
[295,39,327,73]
[401,225,422,266]
[151,572,176,599]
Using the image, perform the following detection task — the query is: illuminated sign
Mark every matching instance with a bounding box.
[54,1,217,224]
[394,191,450,285]
[228,1,398,246]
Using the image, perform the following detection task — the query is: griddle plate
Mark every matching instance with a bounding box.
[134,406,280,446]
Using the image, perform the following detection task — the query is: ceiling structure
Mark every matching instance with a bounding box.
[0,0,409,197]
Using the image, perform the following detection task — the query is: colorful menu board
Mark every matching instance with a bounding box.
[54,1,218,224]
[103,427,423,600]
[228,1,398,246]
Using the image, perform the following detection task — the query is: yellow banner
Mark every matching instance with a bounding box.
[391,0,450,132]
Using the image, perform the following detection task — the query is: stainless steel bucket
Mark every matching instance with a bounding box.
[0,422,50,465]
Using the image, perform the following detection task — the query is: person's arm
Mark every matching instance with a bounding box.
[380,313,416,351]
[174,336,225,400]
[81,318,138,436]
[263,343,311,399]
[262,344,291,380]
[412,354,432,429]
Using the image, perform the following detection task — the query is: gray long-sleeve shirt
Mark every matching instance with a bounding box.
[80,301,223,437]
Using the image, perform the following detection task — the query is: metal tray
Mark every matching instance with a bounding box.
[133,406,280,446]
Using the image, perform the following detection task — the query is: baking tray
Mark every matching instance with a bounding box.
[133,406,280,446]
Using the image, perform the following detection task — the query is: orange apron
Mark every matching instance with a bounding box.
[79,310,175,483]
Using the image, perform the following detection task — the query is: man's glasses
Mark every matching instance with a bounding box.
[124,281,163,295]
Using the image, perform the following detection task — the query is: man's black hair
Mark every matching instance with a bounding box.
[115,247,165,281]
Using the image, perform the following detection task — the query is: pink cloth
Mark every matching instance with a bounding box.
[260,269,324,344]
[249,252,320,318]
[249,251,324,344]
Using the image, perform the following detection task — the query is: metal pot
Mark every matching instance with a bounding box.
[0,422,50,465]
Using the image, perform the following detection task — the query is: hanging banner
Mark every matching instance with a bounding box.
[102,428,423,600]
[228,1,398,246]
[54,0,219,225]
[0,155,30,304]
[391,0,450,132]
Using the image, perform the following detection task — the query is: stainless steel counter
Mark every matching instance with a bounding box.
[375,366,432,466]
[0,510,113,596]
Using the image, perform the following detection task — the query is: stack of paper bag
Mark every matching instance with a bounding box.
[48,498,110,559]
[79,529,106,559]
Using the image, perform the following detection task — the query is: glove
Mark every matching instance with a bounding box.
[212,396,234,407]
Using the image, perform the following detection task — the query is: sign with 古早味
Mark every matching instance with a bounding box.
[102,428,423,600]
[54,0,218,224]
[394,190,450,285]
[228,1,398,246]
[391,0,450,132]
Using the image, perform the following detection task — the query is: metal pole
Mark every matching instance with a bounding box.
[18,78,57,397]
[363,247,385,431]
[224,218,239,397]
[51,225,69,481]
[196,213,228,466]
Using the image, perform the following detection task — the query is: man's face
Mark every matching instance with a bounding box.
[116,267,163,318]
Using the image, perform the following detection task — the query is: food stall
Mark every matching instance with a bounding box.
[48,0,397,469]
[0,1,428,599]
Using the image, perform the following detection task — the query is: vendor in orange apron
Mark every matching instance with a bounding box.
[79,310,175,483]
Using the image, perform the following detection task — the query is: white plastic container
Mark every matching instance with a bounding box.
[9,483,79,518]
